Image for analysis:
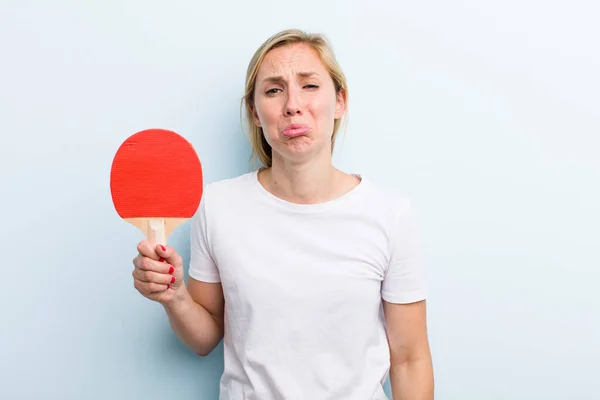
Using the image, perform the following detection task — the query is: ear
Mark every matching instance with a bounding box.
[334,88,346,119]
[250,104,261,127]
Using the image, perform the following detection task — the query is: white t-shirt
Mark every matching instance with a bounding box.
[189,170,427,400]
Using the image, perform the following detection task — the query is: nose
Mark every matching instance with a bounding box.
[286,106,301,116]
[285,89,302,116]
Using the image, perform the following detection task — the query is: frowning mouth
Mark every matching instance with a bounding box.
[282,124,310,137]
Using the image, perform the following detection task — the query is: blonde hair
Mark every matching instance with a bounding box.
[241,29,348,168]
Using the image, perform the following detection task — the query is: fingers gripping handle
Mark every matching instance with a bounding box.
[147,218,166,246]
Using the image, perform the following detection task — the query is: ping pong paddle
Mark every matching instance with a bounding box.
[110,128,203,246]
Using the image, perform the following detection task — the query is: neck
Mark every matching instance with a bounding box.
[261,153,340,204]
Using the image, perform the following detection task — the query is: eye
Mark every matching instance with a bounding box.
[266,88,282,95]
[304,84,319,89]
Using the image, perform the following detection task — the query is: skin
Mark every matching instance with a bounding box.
[131,42,433,398]
[384,299,434,399]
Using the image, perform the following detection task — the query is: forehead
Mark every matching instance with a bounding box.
[257,43,326,78]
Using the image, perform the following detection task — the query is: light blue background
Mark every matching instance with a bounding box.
[1,1,599,399]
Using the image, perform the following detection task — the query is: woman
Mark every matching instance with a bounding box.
[132,29,434,399]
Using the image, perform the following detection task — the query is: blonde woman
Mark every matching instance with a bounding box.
[132,29,434,400]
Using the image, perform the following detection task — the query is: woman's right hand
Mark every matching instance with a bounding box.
[132,240,186,306]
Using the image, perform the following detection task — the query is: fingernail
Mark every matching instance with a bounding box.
[170,276,175,284]
[159,257,165,262]
[167,284,170,289]
[160,245,166,251]
[169,266,174,274]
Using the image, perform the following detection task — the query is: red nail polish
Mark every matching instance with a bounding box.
[170,276,175,284]
[160,245,166,251]
[169,266,174,274]
[167,284,170,289]
[159,257,165,262]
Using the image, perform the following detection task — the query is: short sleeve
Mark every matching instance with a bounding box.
[188,194,221,283]
[381,198,427,303]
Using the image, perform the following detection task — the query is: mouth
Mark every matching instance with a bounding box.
[282,123,310,138]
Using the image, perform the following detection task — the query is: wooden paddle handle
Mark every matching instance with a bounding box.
[124,217,189,246]
[147,218,166,245]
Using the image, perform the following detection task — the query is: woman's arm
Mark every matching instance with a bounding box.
[163,277,225,356]
[383,299,434,400]
[133,242,225,356]
[152,244,224,356]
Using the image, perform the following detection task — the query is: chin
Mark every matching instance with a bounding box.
[273,137,331,163]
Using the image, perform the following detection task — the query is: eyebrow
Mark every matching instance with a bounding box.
[261,71,319,85]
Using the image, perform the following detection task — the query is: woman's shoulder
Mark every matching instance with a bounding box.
[358,175,414,211]
[351,179,421,247]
